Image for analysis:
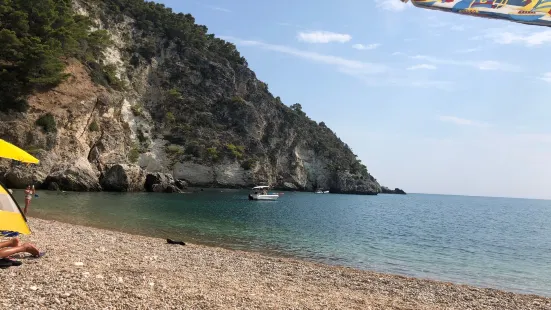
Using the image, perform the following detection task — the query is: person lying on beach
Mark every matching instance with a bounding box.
[0,238,41,258]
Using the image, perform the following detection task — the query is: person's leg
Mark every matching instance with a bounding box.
[24,199,30,215]
[0,238,20,249]
[0,243,40,258]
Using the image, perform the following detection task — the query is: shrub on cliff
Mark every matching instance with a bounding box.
[166,144,184,155]
[167,89,184,102]
[36,114,57,133]
[165,112,176,124]
[131,104,144,117]
[89,121,100,132]
[89,62,126,90]
[128,145,140,163]
[231,96,246,104]
[206,147,219,162]
[225,144,244,159]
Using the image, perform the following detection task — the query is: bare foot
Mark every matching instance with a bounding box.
[10,238,20,247]
[23,244,40,257]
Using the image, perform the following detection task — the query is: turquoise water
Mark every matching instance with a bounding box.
[17,189,551,297]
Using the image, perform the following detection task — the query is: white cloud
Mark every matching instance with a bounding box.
[352,43,381,50]
[485,30,551,46]
[456,47,480,54]
[407,64,437,70]
[375,0,411,11]
[206,5,231,13]
[361,77,456,91]
[220,36,453,91]
[451,25,466,31]
[407,80,453,90]
[437,115,491,127]
[297,31,352,43]
[477,61,506,71]
[410,55,520,72]
[540,72,551,83]
[220,36,386,75]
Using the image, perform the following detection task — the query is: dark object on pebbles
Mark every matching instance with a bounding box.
[166,239,186,246]
[0,258,22,268]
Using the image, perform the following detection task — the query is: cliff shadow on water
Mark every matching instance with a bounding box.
[0,0,403,195]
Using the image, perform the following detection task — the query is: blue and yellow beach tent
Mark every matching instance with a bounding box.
[0,182,30,235]
[0,138,39,236]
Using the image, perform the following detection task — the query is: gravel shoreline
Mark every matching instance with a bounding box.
[1,218,549,310]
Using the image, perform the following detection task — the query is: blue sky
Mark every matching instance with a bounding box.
[157,0,551,199]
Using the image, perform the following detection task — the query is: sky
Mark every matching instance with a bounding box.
[156,0,551,199]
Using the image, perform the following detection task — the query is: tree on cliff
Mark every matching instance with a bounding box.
[0,0,111,112]
[290,103,307,117]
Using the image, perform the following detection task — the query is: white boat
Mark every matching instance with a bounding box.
[315,190,330,194]
[248,186,280,200]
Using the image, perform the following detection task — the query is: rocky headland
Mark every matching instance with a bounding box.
[0,0,402,195]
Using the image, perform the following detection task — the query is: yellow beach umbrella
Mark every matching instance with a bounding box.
[0,139,39,164]
[0,139,39,236]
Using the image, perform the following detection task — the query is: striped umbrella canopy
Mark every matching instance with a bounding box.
[403,0,551,28]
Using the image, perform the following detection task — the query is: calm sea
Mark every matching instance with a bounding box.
[16,189,551,297]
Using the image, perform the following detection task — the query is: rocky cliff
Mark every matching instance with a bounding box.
[0,0,392,195]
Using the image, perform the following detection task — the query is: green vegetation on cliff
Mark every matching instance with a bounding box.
[0,0,113,112]
[98,0,246,66]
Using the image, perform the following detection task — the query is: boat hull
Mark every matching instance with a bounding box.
[248,194,279,200]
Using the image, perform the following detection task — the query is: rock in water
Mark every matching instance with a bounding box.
[329,171,380,195]
[380,186,407,195]
[394,188,407,195]
[145,172,171,192]
[145,172,184,193]
[174,179,188,190]
[100,164,146,192]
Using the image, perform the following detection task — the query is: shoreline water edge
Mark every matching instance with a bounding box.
[1,218,549,310]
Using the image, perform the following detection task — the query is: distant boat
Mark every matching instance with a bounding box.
[248,186,280,200]
[315,189,330,194]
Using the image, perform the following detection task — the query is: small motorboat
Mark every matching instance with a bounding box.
[315,189,330,194]
[248,186,280,200]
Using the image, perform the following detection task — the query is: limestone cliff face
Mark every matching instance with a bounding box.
[0,0,383,195]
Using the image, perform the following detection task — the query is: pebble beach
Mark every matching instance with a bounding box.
[1,218,550,310]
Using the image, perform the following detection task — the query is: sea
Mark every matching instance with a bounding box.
[15,189,551,297]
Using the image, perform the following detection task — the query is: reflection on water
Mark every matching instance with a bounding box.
[16,188,551,297]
